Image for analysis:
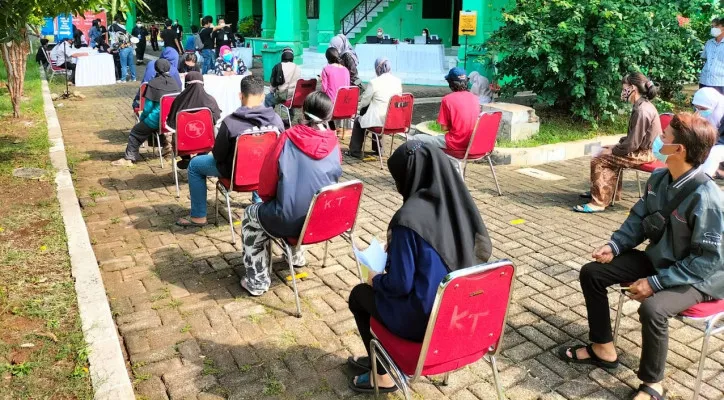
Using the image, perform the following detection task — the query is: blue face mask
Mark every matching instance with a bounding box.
[652,136,669,163]
[223,53,233,63]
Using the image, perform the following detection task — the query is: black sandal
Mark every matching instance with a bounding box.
[579,191,592,199]
[557,344,619,369]
[346,356,370,372]
[632,384,666,400]
[348,372,397,394]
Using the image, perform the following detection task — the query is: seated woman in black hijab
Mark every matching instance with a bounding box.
[112,59,180,166]
[346,142,493,394]
[165,71,222,169]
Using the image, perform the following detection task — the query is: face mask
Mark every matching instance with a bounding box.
[698,109,713,118]
[620,86,635,102]
[712,27,722,37]
[422,33,427,37]
[652,136,677,163]
[136,23,142,27]
[223,53,233,63]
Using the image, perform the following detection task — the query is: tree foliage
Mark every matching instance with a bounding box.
[485,0,721,123]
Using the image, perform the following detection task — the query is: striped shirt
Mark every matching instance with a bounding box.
[700,38,724,86]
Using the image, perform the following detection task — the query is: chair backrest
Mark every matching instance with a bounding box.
[466,111,503,158]
[159,93,179,135]
[414,260,515,377]
[297,180,365,245]
[138,83,148,111]
[289,78,317,108]
[332,86,360,120]
[175,107,216,154]
[659,113,674,131]
[382,93,414,134]
[230,129,280,192]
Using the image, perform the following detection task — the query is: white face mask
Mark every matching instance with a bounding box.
[136,23,142,27]
[712,27,722,37]
[422,33,427,37]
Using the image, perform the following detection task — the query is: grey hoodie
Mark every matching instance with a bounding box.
[608,167,724,299]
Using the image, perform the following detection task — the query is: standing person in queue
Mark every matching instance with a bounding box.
[700,18,724,94]
[574,72,661,213]
[214,17,234,58]
[131,20,148,65]
[558,112,724,400]
[150,23,159,51]
[161,19,183,54]
[346,142,492,394]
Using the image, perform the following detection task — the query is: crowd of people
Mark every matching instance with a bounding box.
[83,17,724,399]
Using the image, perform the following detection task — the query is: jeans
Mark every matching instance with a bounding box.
[409,132,446,148]
[201,49,214,74]
[188,155,261,218]
[119,47,136,80]
[579,249,706,383]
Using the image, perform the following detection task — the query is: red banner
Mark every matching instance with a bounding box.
[71,11,107,43]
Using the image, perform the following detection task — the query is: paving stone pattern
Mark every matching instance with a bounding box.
[53,79,724,400]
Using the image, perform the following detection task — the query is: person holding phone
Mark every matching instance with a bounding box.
[214,17,234,58]
[557,113,724,400]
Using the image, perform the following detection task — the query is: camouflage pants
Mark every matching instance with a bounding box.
[242,204,305,295]
[590,149,654,207]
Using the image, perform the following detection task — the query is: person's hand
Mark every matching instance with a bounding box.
[628,278,654,302]
[367,271,377,286]
[592,245,614,264]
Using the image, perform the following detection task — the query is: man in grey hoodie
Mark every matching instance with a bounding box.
[557,113,724,400]
[176,75,285,227]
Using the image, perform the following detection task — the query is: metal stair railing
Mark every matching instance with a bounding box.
[340,0,386,37]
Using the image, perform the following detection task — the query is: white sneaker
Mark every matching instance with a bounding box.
[111,158,134,167]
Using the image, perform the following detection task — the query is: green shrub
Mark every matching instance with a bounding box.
[485,0,721,123]
[237,16,259,37]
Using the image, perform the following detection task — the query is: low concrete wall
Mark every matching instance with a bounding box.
[492,135,622,166]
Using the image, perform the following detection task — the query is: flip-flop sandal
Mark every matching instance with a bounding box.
[572,204,605,213]
[557,344,619,369]
[579,191,592,198]
[175,217,208,227]
[632,384,666,400]
[348,372,397,394]
[347,356,371,372]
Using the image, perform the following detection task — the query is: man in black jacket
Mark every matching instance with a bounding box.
[214,17,234,58]
[131,20,148,65]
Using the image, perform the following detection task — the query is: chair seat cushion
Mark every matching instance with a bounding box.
[635,161,666,173]
[680,299,724,319]
[442,148,487,160]
[370,318,422,376]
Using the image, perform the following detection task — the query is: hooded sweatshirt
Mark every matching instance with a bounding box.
[212,105,286,178]
[256,124,343,238]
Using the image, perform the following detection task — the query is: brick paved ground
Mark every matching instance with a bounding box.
[52,76,724,400]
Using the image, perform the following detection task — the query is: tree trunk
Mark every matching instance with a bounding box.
[1,31,30,118]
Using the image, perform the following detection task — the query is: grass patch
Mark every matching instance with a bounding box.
[262,375,285,396]
[424,121,446,133]
[0,51,92,398]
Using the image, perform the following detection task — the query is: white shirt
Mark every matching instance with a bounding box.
[50,42,73,65]
[359,72,403,128]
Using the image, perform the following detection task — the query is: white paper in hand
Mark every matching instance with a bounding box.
[353,238,387,274]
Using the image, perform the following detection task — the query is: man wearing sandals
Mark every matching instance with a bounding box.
[558,113,724,400]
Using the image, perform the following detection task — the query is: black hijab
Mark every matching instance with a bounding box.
[387,142,492,271]
[145,59,180,102]
[166,72,222,129]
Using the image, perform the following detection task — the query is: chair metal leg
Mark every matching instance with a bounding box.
[375,134,384,169]
[441,372,450,386]
[281,105,292,127]
[487,156,502,196]
[350,232,364,283]
[370,339,412,400]
[173,154,180,198]
[612,169,623,206]
[693,328,711,400]
[612,292,626,346]
[389,134,395,155]
[636,170,642,198]
[284,243,302,317]
[155,133,164,168]
[490,355,505,400]
[214,185,220,226]
[371,341,379,399]
[224,191,235,245]
[322,240,329,267]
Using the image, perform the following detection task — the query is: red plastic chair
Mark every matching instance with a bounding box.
[611,113,671,205]
[171,107,216,197]
[363,93,415,169]
[47,49,67,84]
[443,111,503,195]
[369,260,516,399]
[152,93,179,169]
[612,290,724,400]
[279,78,317,127]
[215,128,280,244]
[331,86,360,139]
[134,83,148,121]
[269,180,365,317]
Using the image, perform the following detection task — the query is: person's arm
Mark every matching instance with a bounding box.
[257,133,287,201]
[649,199,724,291]
[612,106,646,156]
[371,227,417,296]
[436,97,450,131]
[608,191,649,256]
[176,38,183,52]
[358,81,374,109]
[321,67,329,93]
[212,122,231,164]
[140,100,160,126]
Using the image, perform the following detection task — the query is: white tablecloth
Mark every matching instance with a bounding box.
[183,74,251,120]
[355,44,446,74]
[232,47,253,70]
[73,53,116,87]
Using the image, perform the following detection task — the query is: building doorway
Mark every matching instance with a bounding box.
[451,0,462,46]
[224,0,239,32]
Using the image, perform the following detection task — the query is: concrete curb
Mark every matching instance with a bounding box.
[493,135,623,166]
[40,69,135,400]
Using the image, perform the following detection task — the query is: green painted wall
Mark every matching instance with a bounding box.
[308,19,319,47]
[353,0,454,47]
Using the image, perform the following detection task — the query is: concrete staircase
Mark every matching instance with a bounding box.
[343,0,391,41]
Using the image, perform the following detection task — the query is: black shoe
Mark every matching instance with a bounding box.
[344,150,364,159]
[176,159,190,170]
